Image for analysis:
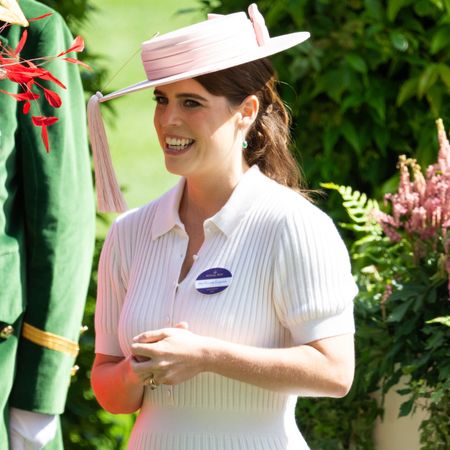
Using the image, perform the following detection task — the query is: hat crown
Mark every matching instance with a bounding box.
[141,11,262,81]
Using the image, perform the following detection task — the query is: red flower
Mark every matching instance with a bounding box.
[57,36,85,57]
[43,87,62,107]
[0,14,89,151]
[31,116,59,153]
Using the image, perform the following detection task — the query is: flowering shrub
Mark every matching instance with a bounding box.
[322,118,450,449]
[375,119,450,298]
[0,14,87,151]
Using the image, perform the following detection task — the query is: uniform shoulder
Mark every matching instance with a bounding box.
[20,0,65,31]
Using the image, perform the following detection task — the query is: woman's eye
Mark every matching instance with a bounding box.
[153,95,167,105]
[184,99,201,108]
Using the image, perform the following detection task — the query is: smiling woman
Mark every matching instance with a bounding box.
[153,79,249,181]
[88,4,357,450]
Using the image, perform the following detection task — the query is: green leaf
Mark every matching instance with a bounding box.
[341,94,363,113]
[390,31,409,51]
[323,127,340,155]
[367,93,386,121]
[426,316,450,327]
[438,64,450,90]
[399,398,414,417]
[387,0,415,21]
[426,85,443,118]
[311,69,348,102]
[341,120,361,153]
[387,298,414,322]
[345,53,368,74]
[425,331,444,350]
[397,77,419,105]
[396,388,411,395]
[418,64,439,99]
[430,26,450,54]
[373,125,390,153]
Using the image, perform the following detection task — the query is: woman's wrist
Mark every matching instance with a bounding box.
[122,356,145,389]
[199,336,228,374]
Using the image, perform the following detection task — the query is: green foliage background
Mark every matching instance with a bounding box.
[39,0,450,448]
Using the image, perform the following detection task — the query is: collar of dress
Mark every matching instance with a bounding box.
[151,165,267,240]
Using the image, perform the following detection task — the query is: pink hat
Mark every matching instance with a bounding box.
[88,3,310,212]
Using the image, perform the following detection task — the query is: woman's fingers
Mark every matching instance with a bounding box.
[132,323,189,343]
[133,329,168,343]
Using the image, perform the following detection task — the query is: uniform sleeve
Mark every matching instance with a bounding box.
[273,202,357,345]
[9,9,95,414]
[94,223,127,357]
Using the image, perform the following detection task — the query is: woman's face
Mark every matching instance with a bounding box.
[153,78,245,180]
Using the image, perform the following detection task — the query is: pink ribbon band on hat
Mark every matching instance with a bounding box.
[141,11,265,81]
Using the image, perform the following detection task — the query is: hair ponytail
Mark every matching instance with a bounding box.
[196,58,306,192]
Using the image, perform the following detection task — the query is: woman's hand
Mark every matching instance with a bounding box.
[131,322,209,386]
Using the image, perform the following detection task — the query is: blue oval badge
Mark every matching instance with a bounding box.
[195,267,232,295]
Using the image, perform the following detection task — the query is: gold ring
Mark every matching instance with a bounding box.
[144,375,159,390]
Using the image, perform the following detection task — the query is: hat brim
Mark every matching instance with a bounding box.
[101,31,310,103]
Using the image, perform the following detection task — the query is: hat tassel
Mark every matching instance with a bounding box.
[87,92,128,213]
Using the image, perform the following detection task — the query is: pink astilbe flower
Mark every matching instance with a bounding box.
[376,119,450,297]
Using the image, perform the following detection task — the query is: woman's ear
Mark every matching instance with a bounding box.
[238,95,259,129]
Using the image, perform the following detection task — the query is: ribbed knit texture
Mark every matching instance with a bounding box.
[95,166,357,449]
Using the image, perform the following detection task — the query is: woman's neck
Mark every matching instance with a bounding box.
[180,162,249,222]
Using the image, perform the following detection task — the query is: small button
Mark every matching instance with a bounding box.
[0,325,14,339]
[166,389,172,397]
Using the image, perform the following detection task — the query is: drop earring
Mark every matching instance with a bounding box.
[242,140,248,149]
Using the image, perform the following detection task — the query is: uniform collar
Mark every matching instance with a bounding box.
[151,165,267,240]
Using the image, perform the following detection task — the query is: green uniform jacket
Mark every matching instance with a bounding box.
[0,0,95,438]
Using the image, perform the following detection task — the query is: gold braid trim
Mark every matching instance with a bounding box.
[22,323,79,357]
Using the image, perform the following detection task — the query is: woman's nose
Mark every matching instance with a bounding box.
[159,104,181,127]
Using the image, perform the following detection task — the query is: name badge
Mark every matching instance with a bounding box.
[195,267,232,295]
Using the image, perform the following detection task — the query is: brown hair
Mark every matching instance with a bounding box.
[195,58,306,191]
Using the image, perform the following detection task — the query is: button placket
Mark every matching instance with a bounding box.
[164,236,186,406]
[166,234,188,328]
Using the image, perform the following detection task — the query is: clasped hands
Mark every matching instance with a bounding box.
[129,322,208,388]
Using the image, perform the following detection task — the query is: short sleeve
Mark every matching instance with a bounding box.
[273,202,357,344]
[95,223,127,356]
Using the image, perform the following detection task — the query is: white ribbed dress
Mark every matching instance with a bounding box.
[95,165,357,449]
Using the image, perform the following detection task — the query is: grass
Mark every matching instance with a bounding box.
[80,0,203,235]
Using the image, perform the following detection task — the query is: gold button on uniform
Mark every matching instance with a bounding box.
[0,325,14,339]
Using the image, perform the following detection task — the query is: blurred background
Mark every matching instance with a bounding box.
[37,1,450,448]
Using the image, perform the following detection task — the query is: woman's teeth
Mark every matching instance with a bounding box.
[165,137,194,150]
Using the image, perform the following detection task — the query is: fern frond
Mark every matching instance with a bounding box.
[321,182,381,230]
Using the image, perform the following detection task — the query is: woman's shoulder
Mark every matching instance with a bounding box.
[257,173,331,225]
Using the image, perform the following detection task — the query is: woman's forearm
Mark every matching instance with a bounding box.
[91,355,145,414]
[201,333,354,397]
[131,329,355,397]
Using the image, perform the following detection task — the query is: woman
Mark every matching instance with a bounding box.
[88,4,357,449]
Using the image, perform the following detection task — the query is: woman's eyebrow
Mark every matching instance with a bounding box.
[153,89,208,103]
